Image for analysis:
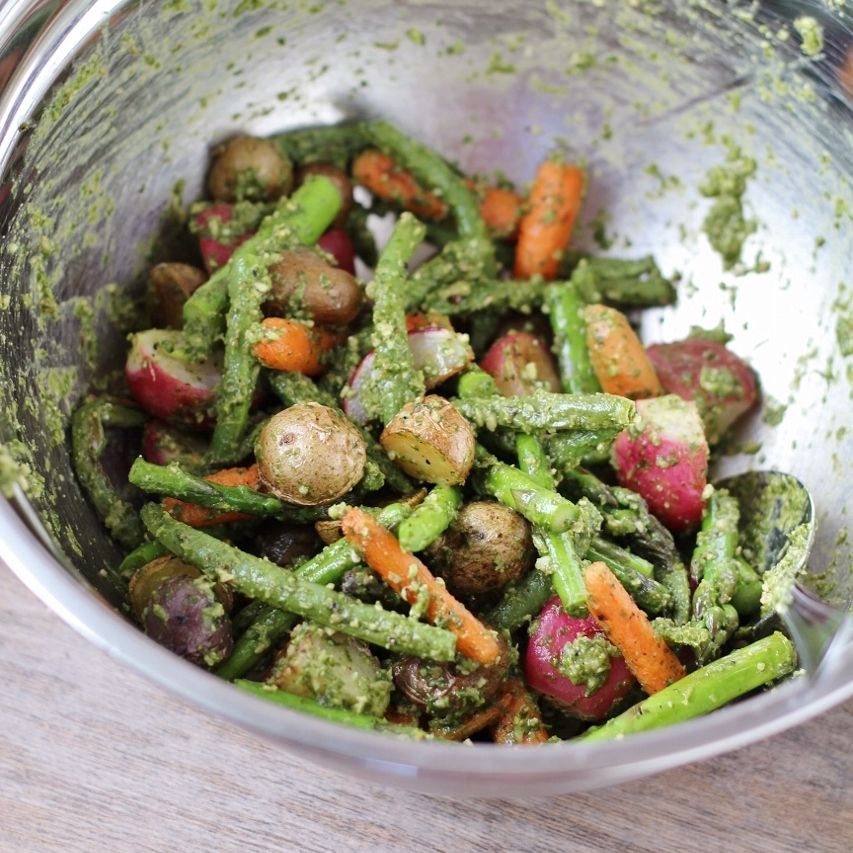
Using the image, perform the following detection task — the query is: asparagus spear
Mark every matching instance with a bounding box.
[272,121,369,169]
[116,539,168,578]
[71,398,148,550]
[128,457,324,523]
[363,212,427,424]
[215,501,413,679]
[181,175,342,360]
[586,539,672,616]
[423,279,548,317]
[455,390,636,434]
[235,680,427,737]
[545,270,601,394]
[396,485,462,553]
[545,430,618,474]
[484,566,554,632]
[141,503,455,661]
[560,253,677,307]
[580,633,796,741]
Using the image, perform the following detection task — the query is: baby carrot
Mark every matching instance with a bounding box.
[352,149,448,220]
[163,464,260,527]
[491,678,549,745]
[341,507,503,666]
[514,160,585,280]
[466,180,525,239]
[252,317,335,376]
[584,561,686,694]
[583,304,664,399]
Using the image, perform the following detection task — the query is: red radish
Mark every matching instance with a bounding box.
[317,228,356,274]
[126,329,221,430]
[612,395,709,532]
[524,597,636,721]
[142,420,208,467]
[646,338,758,444]
[344,328,473,424]
[194,203,254,273]
[480,331,561,397]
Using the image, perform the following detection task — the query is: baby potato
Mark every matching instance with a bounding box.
[256,402,366,505]
[148,262,207,329]
[265,247,363,326]
[426,501,534,602]
[207,135,293,202]
[269,622,392,716]
[380,396,475,486]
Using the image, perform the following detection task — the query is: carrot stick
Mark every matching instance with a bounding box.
[583,304,664,399]
[163,464,260,528]
[584,561,686,694]
[491,678,549,745]
[352,149,448,220]
[405,312,453,332]
[478,185,524,239]
[252,317,335,375]
[341,507,502,666]
[514,160,585,280]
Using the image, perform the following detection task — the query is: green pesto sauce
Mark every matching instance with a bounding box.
[555,634,618,696]
[699,140,757,270]
[760,522,811,616]
[793,17,824,58]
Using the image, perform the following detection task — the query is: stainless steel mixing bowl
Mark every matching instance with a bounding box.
[0,0,850,796]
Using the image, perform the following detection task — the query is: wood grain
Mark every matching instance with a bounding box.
[0,564,850,853]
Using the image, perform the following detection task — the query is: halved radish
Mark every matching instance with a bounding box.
[343,327,474,424]
[126,329,221,430]
[612,395,709,532]
[480,331,561,397]
[142,420,208,468]
[524,597,636,721]
[317,227,356,275]
[646,338,758,444]
[194,203,254,273]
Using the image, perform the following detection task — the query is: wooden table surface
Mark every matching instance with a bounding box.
[1,564,850,853]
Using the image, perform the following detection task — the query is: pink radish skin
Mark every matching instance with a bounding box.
[194,204,254,273]
[646,338,758,444]
[344,328,473,424]
[142,420,208,466]
[126,329,221,430]
[480,331,561,397]
[524,597,636,720]
[612,395,709,532]
[317,228,356,274]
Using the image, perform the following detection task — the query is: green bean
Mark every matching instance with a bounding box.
[457,366,500,399]
[484,567,553,632]
[71,398,148,550]
[215,501,413,679]
[545,272,601,394]
[231,599,271,637]
[141,504,455,661]
[397,485,462,553]
[272,122,369,169]
[128,457,324,523]
[234,680,427,737]
[181,175,342,360]
[363,212,427,423]
[455,391,637,434]
[581,633,796,741]
[267,371,413,495]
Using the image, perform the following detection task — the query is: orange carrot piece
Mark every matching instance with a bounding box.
[514,160,585,280]
[252,317,335,376]
[584,561,686,694]
[583,304,664,400]
[491,679,549,745]
[163,464,260,528]
[341,507,502,666]
[405,312,454,332]
[478,185,524,239]
[352,149,448,220]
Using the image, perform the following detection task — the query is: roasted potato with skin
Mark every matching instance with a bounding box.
[296,161,353,227]
[148,262,207,329]
[425,501,534,602]
[265,247,363,326]
[380,396,475,486]
[254,522,322,568]
[255,402,366,505]
[270,622,392,716]
[207,136,293,202]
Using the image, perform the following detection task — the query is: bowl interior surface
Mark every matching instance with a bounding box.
[0,0,851,794]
